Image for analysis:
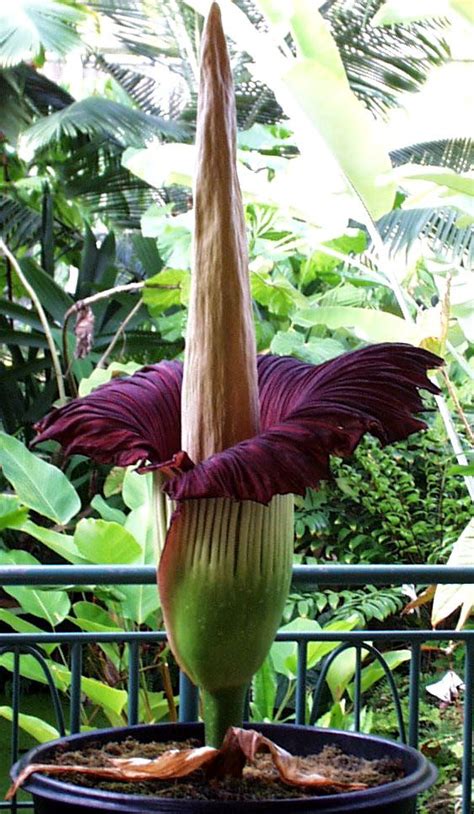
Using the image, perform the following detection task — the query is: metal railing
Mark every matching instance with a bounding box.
[0,565,473,813]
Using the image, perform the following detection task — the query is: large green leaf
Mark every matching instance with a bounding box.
[0,0,87,68]
[271,615,361,680]
[118,471,160,624]
[71,601,122,669]
[0,706,59,743]
[137,690,169,724]
[326,645,370,702]
[282,56,395,219]
[0,329,48,348]
[396,166,474,197]
[144,269,189,315]
[251,655,277,721]
[72,601,123,633]
[270,331,345,364]
[78,362,142,397]
[0,432,81,524]
[0,494,28,530]
[74,518,142,564]
[20,519,85,563]
[292,306,422,344]
[122,468,152,511]
[270,618,321,678]
[0,608,57,654]
[0,549,70,625]
[19,257,73,325]
[251,272,305,316]
[348,650,411,698]
[0,653,127,716]
[0,299,43,331]
[90,494,127,524]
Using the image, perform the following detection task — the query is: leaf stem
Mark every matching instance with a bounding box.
[0,238,66,405]
[96,297,143,369]
[61,281,181,377]
[440,369,474,446]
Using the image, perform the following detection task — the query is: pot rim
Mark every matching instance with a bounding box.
[11,722,437,812]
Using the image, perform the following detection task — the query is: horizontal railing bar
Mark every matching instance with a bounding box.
[1,564,474,586]
[292,564,474,585]
[0,630,473,645]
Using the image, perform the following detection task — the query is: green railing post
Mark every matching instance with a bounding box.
[179,672,199,723]
[462,640,473,814]
[295,641,307,725]
[128,641,140,726]
[354,645,363,732]
[70,643,82,735]
[408,642,421,749]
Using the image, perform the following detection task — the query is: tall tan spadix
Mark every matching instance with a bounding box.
[181,2,260,463]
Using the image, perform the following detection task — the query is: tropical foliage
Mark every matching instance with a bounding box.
[0,0,473,807]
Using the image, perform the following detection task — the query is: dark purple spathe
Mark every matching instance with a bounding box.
[34,344,442,505]
[34,361,182,467]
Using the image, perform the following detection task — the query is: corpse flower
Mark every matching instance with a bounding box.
[30,0,441,788]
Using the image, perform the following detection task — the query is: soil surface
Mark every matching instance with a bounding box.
[46,737,405,801]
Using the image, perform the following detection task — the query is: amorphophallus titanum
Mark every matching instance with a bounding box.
[29,0,442,788]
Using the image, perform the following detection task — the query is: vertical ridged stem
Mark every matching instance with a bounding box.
[203,685,247,747]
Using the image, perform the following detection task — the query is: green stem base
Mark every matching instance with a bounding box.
[202,685,247,747]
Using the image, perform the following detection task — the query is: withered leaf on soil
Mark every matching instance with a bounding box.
[6,728,367,799]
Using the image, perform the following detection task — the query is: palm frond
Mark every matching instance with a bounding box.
[17,63,74,113]
[93,55,191,121]
[0,64,72,141]
[0,0,87,68]
[378,207,474,264]
[52,140,156,228]
[0,196,42,251]
[88,0,177,61]
[324,0,450,117]
[0,71,35,141]
[94,57,166,117]
[390,139,474,173]
[22,97,187,153]
[87,0,451,123]
[0,192,80,256]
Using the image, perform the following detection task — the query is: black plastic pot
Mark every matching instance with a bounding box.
[11,722,436,814]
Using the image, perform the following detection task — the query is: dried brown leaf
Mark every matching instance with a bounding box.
[401,585,436,615]
[6,727,367,800]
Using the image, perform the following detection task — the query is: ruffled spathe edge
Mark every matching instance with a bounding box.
[162,344,442,503]
[33,344,442,504]
[33,361,183,467]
